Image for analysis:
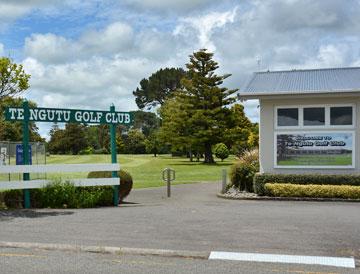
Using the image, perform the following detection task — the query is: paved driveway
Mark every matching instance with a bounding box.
[0,182,359,259]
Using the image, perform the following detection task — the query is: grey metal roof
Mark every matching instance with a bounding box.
[240,67,360,97]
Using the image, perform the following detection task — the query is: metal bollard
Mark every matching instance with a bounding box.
[221,169,227,194]
[162,168,175,197]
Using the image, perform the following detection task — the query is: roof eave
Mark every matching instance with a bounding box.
[238,89,360,100]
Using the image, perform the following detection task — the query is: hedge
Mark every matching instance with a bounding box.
[1,169,133,208]
[265,183,360,199]
[254,173,360,195]
[2,180,114,209]
[87,169,133,202]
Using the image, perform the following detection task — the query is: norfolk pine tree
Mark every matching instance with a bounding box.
[178,49,237,163]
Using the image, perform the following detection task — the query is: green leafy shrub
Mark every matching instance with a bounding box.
[229,149,259,192]
[30,179,114,208]
[87,169,133,202]
[79,147,94,155]
[254,173,360,195]
[213,143,229,161]
[3,190,23,208]
[265,183,360,199]
[2,179,116,209]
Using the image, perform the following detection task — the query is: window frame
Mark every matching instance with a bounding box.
[274,104,356,130]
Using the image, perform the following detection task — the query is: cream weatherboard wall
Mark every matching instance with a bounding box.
[259,95,360,174]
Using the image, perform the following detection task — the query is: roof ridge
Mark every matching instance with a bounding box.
[255,67,360,74]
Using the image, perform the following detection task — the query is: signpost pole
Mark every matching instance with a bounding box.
[110,104,119,206]
[22,100,31,209]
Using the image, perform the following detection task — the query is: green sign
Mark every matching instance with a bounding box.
[5,107,133,125]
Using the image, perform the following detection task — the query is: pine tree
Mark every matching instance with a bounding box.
[177,49,237,163]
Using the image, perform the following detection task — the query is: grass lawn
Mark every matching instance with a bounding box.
[31,154,236,188]
[278,154,352,166]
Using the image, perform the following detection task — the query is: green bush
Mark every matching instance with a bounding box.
[213,143,229,161]
[87,169,133,202]
[3,190,23,208]
[254,173,360,195]
[1,179,114,209]
[265,183,360,199]
[79,147,94,155]
[229,149,259,192]
[230,162,257,192]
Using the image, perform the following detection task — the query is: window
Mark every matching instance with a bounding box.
[330,106,352,125]
[277,108,298,126]
[276,105,354,128]
[303,107,325,126]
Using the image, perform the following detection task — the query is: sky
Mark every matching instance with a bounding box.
[1,0,360,138]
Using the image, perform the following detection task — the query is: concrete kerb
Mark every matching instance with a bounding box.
[0,241,210,260]
[217,193,360,203]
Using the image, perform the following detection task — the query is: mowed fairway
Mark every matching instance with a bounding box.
[45,154,236,188]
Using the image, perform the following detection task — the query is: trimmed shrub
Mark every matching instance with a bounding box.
[213,143,229,161]
[254,173,360,195]
[265,183,360,199]
[1,180,114,209]
[229,149,259,192]
[87,169,133,202]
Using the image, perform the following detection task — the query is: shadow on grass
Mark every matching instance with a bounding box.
[0,209,74,221]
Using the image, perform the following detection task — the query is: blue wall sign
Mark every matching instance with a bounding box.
[16,145,32,165]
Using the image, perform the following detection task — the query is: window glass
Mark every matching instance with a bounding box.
[303,107,325,126]
[277,108,298,126]
[330,107,353,125]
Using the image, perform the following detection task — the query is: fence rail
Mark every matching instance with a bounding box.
[0,163,120,191]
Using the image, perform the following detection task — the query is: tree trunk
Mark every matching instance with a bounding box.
[204,142,215,163]
[189,147,193,162]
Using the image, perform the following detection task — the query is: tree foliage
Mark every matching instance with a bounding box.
[160,49,238,163]
[133,67,186,109]
[123,129,146,154]
[0,97,43,142]
[48,123,88,155]
[131,110,160,137]
[0,57,30,100]
[224,104,257,156]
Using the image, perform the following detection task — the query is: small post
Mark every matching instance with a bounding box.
[110,104,119,206]
[221,169,227,194]
[167,168,171,197]
[162,168,175,198]
[22,100,31,209]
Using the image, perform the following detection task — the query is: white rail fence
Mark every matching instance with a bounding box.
[0,163,120,190]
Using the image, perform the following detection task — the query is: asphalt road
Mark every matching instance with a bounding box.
[0,182,359,272]
[0,247,358,274]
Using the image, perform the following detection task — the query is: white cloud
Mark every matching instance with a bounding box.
[25,33,79,63]
[174,7,237,51]
[24,22,134,64]
[22,55,166,112]
[0,43,4,56]
[0,0,59,26]
[80,22,134,55]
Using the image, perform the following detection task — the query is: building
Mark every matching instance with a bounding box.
[239,67,360,174]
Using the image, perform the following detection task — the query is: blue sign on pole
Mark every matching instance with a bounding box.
[16,144,32,165]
